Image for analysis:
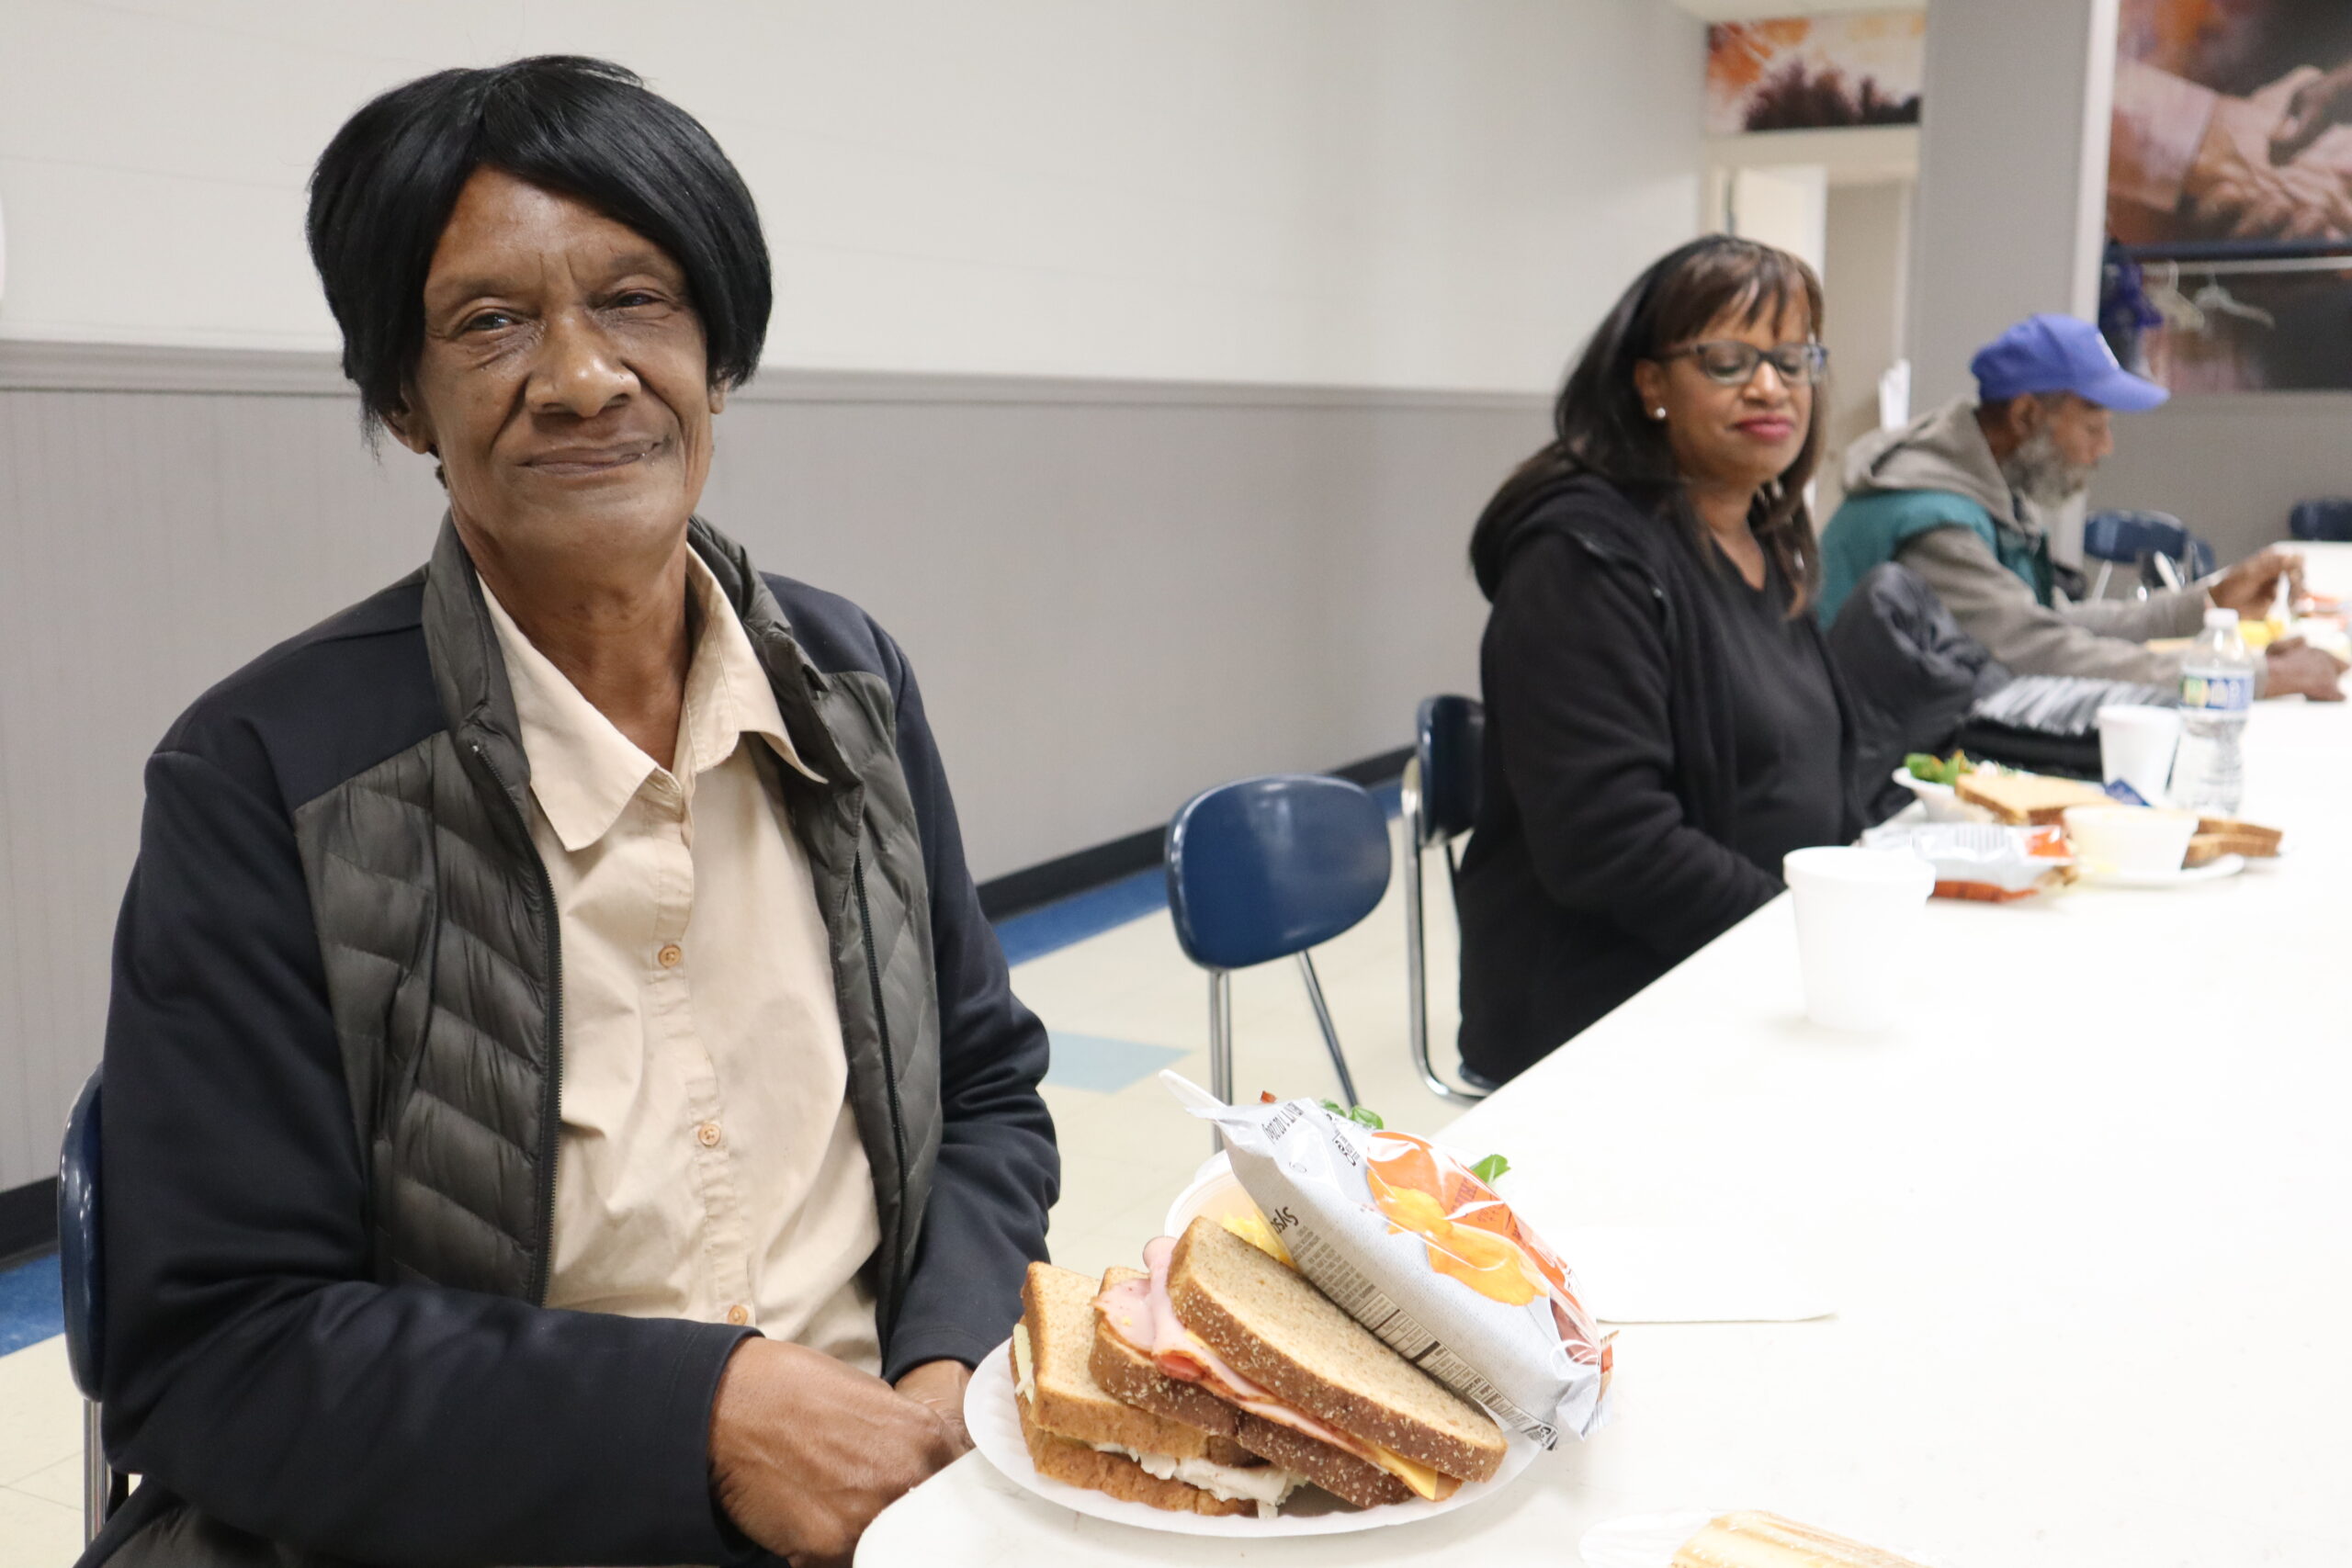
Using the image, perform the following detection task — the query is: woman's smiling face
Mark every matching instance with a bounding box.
[1634,290,1815,502]
[387,166,724,573]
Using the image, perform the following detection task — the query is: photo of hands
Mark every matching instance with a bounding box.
[2107,0,2352,392]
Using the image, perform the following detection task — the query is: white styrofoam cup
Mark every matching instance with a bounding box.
[1783,846,1935,1032]
[2097,705,2182,807]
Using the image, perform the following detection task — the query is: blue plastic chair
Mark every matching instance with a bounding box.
[2081,510,2214,598]
[2290,498,2352,543]
[58,1068,117,1543]
[1401,697,1488,1103]
[1165,776,1388,1131]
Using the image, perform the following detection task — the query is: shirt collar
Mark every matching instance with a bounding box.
[480,552,824,854]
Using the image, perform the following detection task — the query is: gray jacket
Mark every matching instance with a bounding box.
[91,517,1057,1566]
[1841,396,2207,683]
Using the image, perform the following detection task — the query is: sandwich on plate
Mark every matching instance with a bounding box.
[1088,1215,1507,1510]
[1012,1260,1306,1517]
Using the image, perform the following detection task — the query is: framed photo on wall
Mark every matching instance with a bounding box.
[2109,0,2352,391]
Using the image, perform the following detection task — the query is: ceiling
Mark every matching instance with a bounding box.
[1669,0,1925,21]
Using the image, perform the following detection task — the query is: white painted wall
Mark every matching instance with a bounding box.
[0,0,1705,391]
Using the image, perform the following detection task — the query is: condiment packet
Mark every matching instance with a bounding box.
[1162,1072,1611,1447]
[1860,820,2072,902]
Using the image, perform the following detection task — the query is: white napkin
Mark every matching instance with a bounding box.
[1560,1226,1834,1324]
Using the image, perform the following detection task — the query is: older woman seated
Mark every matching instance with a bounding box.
[90,57,1056,1568]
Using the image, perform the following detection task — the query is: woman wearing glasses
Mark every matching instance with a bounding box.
[1455,235,1859,1085]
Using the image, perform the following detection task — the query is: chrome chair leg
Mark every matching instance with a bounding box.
[1207,969,1233,1150]
[1402,763,1433,1094]
[84,1400,109,1545]
[2093,558,2114,600]
[1295,952,1361,1109]
[1403,763,1486,1105]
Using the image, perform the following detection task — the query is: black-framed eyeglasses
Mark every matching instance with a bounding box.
[1662,340,1829,387]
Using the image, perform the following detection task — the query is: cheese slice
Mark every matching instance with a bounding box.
[1363,1442,1446,1501]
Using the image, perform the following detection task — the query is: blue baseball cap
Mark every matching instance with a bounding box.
[1969,313,2168,412]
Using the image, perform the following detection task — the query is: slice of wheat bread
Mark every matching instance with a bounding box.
[1166,1216,1507,1484]
[1020,1262,1240,1462]
[1954,771,2111,825]
[2195,816,2281,854]
[1088,1269,1413,1509]
[1013,1392,1256,1517]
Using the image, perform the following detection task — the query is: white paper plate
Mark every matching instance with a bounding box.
[2080,852,2244,888]
[1578,1509,1957,1568]
[963,1335,1542,1537]
[1889,769,1997,824]
[1578,1508,1720,1567]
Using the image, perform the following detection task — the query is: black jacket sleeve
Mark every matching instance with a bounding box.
[101,744,752,1566]
[875,637,1059,1381]
[1486,534,1782,959]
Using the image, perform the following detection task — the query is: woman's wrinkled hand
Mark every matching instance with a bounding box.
[707,1339,962,1568]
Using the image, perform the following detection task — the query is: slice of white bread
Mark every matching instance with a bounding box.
[1166,1217,1508,1484]
[1088,1266,1414,1509]
[1012,1264,1255,1517]
[1669,1509,1930,1567]
[1013,1399,1256,1517]
[1955,771,2113,825]
[1019,1263,1254,1464]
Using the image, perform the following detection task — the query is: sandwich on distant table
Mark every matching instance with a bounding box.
[1954,770,2114,825]
[1090,1216,1507,1508]
[1670,1509,1930,1567]
[2187,814,2282,865]
[1012,1261,1305,1517]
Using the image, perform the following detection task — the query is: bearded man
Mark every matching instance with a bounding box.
[1816,313,2340,696]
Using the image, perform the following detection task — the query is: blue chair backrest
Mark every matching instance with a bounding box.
[1166,776,1391,972]
[1414,696,1485,848]
[59,1069,103,1401]
[2290,498,2352,543]
[2082,510,2214,577]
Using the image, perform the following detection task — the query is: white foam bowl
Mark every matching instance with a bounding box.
[2063,805,2199,879]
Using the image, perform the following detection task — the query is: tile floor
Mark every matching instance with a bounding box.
[0,811,1475,1564]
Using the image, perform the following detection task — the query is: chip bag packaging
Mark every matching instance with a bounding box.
[1163,1072,1611,1446]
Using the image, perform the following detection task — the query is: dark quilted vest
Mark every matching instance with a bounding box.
[289,519,942,1324]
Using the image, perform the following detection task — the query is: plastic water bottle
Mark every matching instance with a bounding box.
[2173,607,2256,814]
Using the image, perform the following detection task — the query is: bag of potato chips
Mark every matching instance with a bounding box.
[1163,1073,1611,1445]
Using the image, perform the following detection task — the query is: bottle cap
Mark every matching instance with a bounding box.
[2205,607,2240,629]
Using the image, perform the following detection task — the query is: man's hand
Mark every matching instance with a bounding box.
[2188,70,2352,241]
[2273,60,2352,164]
[2265,636,2348,702]
[895,1359,976,1455]
[2210,547,2304,619]
[707,1339,960,1568]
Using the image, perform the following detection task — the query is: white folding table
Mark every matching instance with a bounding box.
[861,695,2352,1567]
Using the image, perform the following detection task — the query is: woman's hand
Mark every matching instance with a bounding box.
[894,1359,976,1454]
[707,1339,962,1568]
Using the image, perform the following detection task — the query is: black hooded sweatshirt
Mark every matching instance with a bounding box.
[1457,474,1859,1081]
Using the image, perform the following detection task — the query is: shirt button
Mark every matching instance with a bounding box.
[695,1121,723,1148]
[657,942,684,968]
[725,1304,751,1325]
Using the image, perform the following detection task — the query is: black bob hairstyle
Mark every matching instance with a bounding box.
[1469,234,1826,613]
[306,55,771,432]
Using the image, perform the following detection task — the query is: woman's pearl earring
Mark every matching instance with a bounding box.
[1653,408,1668,421]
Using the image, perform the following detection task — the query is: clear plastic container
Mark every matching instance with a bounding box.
[2174,607,2256,815]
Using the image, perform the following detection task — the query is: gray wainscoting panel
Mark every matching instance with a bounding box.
[0,344,1546,1190]
[2092,392,2352,564]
